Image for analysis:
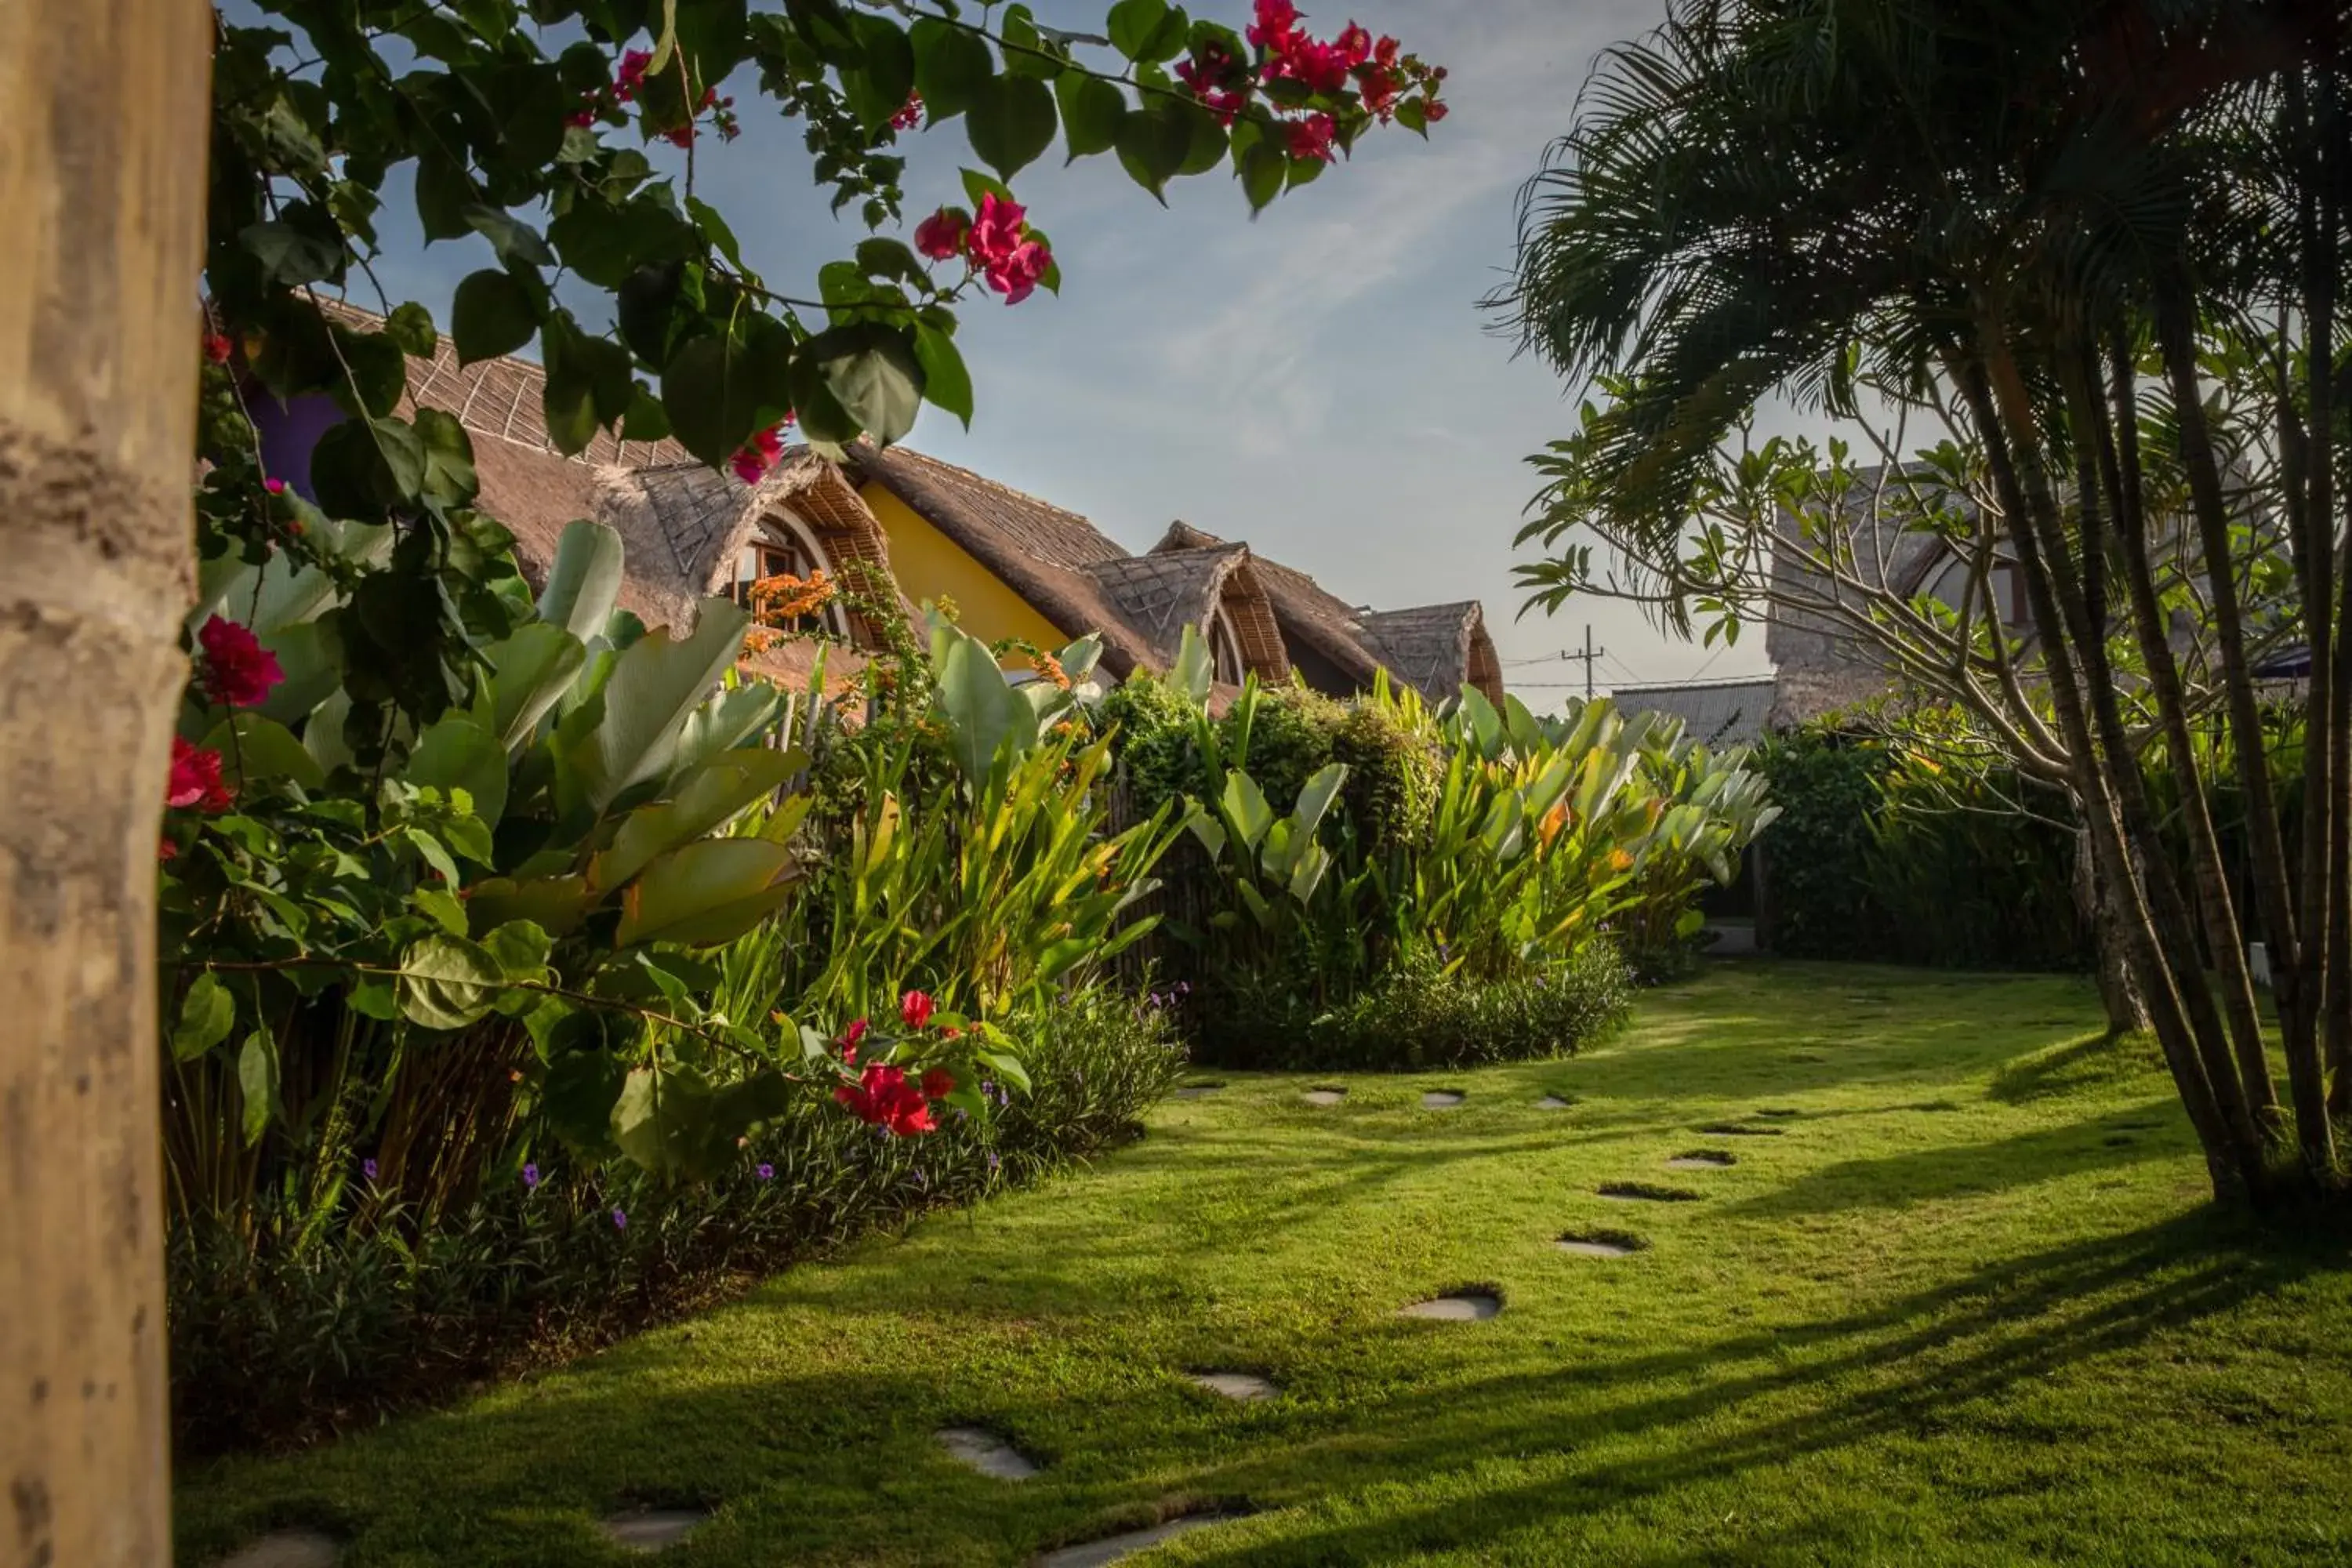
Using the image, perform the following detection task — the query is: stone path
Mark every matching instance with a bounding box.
[1033,1512,1251,1567]
[1664,1149,1736,1171]
[1301,1087,1347,1106]
[937,1426,1042,1480]
[1189,1370,1279,1402]
[1421,1090,1466,1109]
[1397,1290,1504,1321]
[598,1510,707,1554]
[1557,1231,1644,1259]
[1598,1181,1700,1203]
[1535,1095,1574,1110]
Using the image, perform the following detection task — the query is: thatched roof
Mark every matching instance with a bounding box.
[1360,602,1504,706]
[846,445,1164,677]
[1080,545,1287,677]
[1152,523,1502,704]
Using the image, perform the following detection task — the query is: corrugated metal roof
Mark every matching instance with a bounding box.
[1612,677,1779,746]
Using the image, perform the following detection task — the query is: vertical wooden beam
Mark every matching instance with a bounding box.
[0,2,212,1563]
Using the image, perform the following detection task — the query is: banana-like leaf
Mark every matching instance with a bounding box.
[615,838,802,948]
[406,711,510,826]
[1221,770,1274,852]
[1185,805,1228,860]
[536,520,626,641]
[466,875,593,938]
[590,749,804,895]
[1171,622,1214,706]
[1288,840,1332,906]
[931,619,1031,783]
[1291,761,1350,840]
[488,622,590,751]
[673,679,789,776]
[201,712,326,791]
[555,598,750,822]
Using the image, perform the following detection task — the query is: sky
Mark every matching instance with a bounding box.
[339,0,1778,710]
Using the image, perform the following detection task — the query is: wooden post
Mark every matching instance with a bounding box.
[0,3,213,1563]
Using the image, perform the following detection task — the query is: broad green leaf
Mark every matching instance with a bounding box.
[1037,938,1094,983]
[172,974,236,1063]
[1056,72,1125,158]
[240,220,343,287]
[535,521,626,641]
[589,747,801,895]
[482,919,554,982]
[913,323,973,426]
[451,268,539,365]
[673,681,791,775]
[1108,0,1189,60]
[1221,769,1274,851]
[1240,141,1286,212]
[405,712,509,827]
[931,619,1032,782]
[462,204,555,267]
[237,1028,278,1146]
[1116,100,1191,198]
[1171,622,1214,705]
[543,1047,629,1156]
[911,16,993,121]
[1290,761,1350,840]
[966,72,1057,181]
[397,933,506,1030]
[661,325,793,467]
[488,621,590,750]
[615,838,802,948]
[1185,805,1228,860]
[466,875,593,938]
[799,324,926,448]
[554,598,750,821]
[201,713,326,791]
[386,301,438,356]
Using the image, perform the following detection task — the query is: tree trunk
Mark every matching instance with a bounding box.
[0,5,213,1565]
[2076,822,2149,1035]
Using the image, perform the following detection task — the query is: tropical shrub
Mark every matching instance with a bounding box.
[1294,946,1632,1072]
[169,985,1181,1454]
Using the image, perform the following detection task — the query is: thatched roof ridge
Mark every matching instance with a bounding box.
[1359,601,1504,706]
[1152,521,1385,690]
[844,444,1160,675]
[1078,544,1287,677]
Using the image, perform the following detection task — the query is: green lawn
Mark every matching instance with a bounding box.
[177,964,2352,1566]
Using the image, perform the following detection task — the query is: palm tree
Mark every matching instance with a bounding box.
[1498,0,2347,1203]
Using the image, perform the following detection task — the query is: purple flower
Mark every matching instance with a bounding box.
[986,1150,1001,1172]
[756,1163,775,1181]
[612,1207,627,1231]
[361,1158,378,1181]
[913,1167,928,1190]
[522,1163,540,1189]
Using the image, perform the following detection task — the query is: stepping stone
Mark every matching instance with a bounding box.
[1189,1371,1279,1402]
[1535,1095,1574,1111]
[1699,1122,1784,1137]
[1301,1087,1347,1106]
[1397,1290,1502,1321]
[598,1510,708,1555]
[1786,1051,1829,1064]
[219,1531,339,1568]
[937,1426,1041,1480]
[1421,1090,1466,1109]
[1033,1513,1250,1568]
[1664,1150,1737,1171]
[1557,1230,1644,1259]
[1598,1181,1700,1203]
[1174,1083,1224,1099]
[1755,1108,1802,1120]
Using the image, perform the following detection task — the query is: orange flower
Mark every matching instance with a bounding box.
[750,569,836,623]
[1539,800,1570,846]
[741,626,784,657]
[1034,652,1071,689]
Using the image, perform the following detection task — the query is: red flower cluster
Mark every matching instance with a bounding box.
[913,193,1052,306]
[167,736,235,814]
[197,615,285,709]
[1175,41,1250,125]
[835,1064,938,1135]
[1287,113,1337,162]
[901,989,937,1029]
[202,332,233,366]
[890,92,924,132]
[731,412,795,484]
[615,49,652,102]
[1229,2,1445,143]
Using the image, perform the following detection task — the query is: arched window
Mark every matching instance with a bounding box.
[1208,607,1246,687]
[731,511,848,638]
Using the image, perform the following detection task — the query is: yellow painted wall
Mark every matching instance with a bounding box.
[858,480,1069,656]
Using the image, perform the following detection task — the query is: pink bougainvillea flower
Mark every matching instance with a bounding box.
[967,192,1028,266]
[1287,113,1338,162]
[842,1018,869,1052]
[158,837,179,862]
[202,332,233,365]
[1247,0,1300,49]
[1336,23,1371,65]
[834,1064,938,1136]
[731,423,786,484]
[1423,98,1449,122]
[263,477,286,495]
[913,206,971,261]
[166,736,235,813]
[1374,33,1400,67]
[920,1068,956,1101]
[198,615,285,708]
[900,989,937,1029]
[614,49,652,102]
[890,92,924,130]
[982,240,1051,306]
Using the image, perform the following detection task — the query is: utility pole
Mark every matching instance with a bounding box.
[1563,625,1606,699]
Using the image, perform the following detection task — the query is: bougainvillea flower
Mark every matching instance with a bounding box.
[920,1068,956,1100]
[158,837,179,863]
[967,192,1029,268]
[263,477,287,495]
[1336,23,1371,65]
[842,1018,869,1051]
[198,615,285,708]
[1287,113,1338,162]
[901,989,937,1029]
[166,737,235,813]
[614,49,651,102]
[203,332,233,365]
[913,205,971,260]
[1247,0,1300,49]
[890,92,924,130]
[731,423,786,484]
[982,240,1051,305]
[835,1064,938,1136]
